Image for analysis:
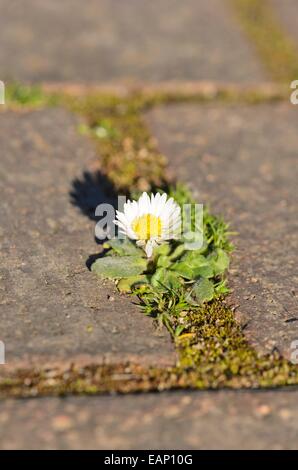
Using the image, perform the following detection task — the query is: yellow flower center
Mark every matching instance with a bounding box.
[132,214,162,240]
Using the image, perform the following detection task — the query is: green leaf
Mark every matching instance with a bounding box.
[175,325,186,337]
[91,255,147,279]
[150,268,164,287]
[170,261,193,280]
[192,264,214,278]
[153,243,171,257]
[215,279,230,295]
[168,243,185,261]
[164,271,182,290]
[182,252,208,267]
[211,249,230,276]
[151,268,181,291]
[117,275,149,293]
[104,238,143,257]
[156,255,171,268]
[171,253,212,280]
[188,278,215,305]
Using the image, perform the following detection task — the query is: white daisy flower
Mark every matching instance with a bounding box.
[113,192,182,258]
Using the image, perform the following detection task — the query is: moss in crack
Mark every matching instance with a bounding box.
[5,82,58,107]
[230,0,298,83]
[73,95,168,193]
[0,336,297,398]
[175,300,298,389]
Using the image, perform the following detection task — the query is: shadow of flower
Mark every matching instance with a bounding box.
[70,170,119,270]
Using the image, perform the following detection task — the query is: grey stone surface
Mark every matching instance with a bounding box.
[0,108,175,371]
[0,389,298,449]
[145,103,298,358]
[271,0,298,47]
[0,0,266,83]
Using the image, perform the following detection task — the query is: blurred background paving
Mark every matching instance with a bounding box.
[0,390,298,449]
[270,0,298,46]
[0,0,266,83]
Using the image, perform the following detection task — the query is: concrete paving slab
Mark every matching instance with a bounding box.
[0,108,175,373]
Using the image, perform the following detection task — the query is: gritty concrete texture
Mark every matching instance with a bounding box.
[0,108,175,373]
[145,103,298,358]
[0,389,298,449]
[271,0,298,47]
[0,0,266,83]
